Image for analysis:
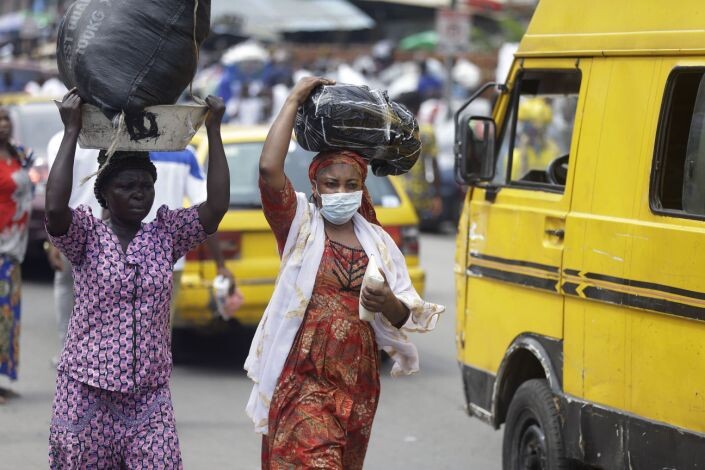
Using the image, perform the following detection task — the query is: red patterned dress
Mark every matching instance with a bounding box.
[0,146,32,382]
[260,177,380,470]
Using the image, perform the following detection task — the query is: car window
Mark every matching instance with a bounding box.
[494,70,581,191]
[225,142,266,207]
[9,102,64,162]
[224,141,401,208]
[651,68,705,219]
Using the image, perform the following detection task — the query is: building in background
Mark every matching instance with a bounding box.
[0,0,71,15]
[210,0,375,43]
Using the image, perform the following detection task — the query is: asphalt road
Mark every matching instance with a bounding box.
[0,233,502,469]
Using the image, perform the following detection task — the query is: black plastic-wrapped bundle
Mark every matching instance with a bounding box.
[295,84,421,176]
[57,0,210,119]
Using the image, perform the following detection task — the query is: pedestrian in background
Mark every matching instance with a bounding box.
[0,108,33,404]
[417,59,443,102]
[395,91,443,230]
[45,89,230,468]
[45,131,101,367]
[247,77,443,469]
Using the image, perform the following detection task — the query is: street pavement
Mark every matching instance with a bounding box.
[0,233,502,469]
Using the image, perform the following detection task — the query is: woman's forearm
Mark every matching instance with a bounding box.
[201,127,230,234]
[260,77,334,190]
[197,95,229,234]
[45,129,79,236]
[382,298,410,329]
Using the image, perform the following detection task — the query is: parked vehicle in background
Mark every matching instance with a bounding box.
[174,126,425,332]
[0,94,63,266]
[455,0,705,468]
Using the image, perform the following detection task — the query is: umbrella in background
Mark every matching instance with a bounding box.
[399,31,438,51]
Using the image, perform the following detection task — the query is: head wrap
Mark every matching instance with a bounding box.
[94,150,157,209]
[308,150,379,225]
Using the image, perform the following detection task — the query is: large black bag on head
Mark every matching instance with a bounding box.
[295,84,421,176]
[57,0,211,119]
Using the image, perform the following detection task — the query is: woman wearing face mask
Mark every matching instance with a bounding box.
[247,77,443,469]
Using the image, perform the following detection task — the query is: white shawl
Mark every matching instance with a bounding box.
[244,191,444,434]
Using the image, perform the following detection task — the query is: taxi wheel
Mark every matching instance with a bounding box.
[171,328,192,364]
[502,379,568,470]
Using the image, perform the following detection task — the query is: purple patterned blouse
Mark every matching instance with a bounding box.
[47,204,207,393]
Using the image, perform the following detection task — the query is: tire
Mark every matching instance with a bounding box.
[171,328,192,365]
[502,379,568,470]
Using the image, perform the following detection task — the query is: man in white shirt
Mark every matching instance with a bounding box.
[46,131,102,365]
[146,148,232,320]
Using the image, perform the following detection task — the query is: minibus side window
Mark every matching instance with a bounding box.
[652,69,705,218]
[494,70,581,191]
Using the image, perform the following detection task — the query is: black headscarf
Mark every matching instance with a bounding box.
[93,150,157,209]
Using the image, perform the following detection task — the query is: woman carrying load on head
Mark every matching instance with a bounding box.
[0,107,33,404]
[44,88,230,469]
[246,77,444,469]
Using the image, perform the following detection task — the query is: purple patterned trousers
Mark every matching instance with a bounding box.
[49,373,182,469]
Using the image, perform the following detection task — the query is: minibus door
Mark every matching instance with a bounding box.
[459,60,590,400]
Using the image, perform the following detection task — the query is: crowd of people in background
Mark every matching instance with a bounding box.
[5,36,494,231]
[188,40,493,230]
[191,40,486,127]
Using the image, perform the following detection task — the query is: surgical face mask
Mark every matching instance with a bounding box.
[317,188,363,225]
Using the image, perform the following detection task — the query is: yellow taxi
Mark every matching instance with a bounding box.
[174,125,425,329]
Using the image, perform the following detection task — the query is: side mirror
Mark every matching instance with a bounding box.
[455,115,496,184]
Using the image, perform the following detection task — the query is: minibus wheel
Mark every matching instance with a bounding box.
[502,379,568,470]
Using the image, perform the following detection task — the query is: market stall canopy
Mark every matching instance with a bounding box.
[357,0,449,7]
[211,0,374,37]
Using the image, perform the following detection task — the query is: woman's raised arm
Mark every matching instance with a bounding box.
[198,95,230,234]
[45,89,82,236]
[259,77,334,191]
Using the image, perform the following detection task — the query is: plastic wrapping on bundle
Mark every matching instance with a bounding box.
[57,0,211,119]
[295,84,421,176]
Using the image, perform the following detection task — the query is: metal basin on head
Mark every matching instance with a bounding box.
[78,103,208,152]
